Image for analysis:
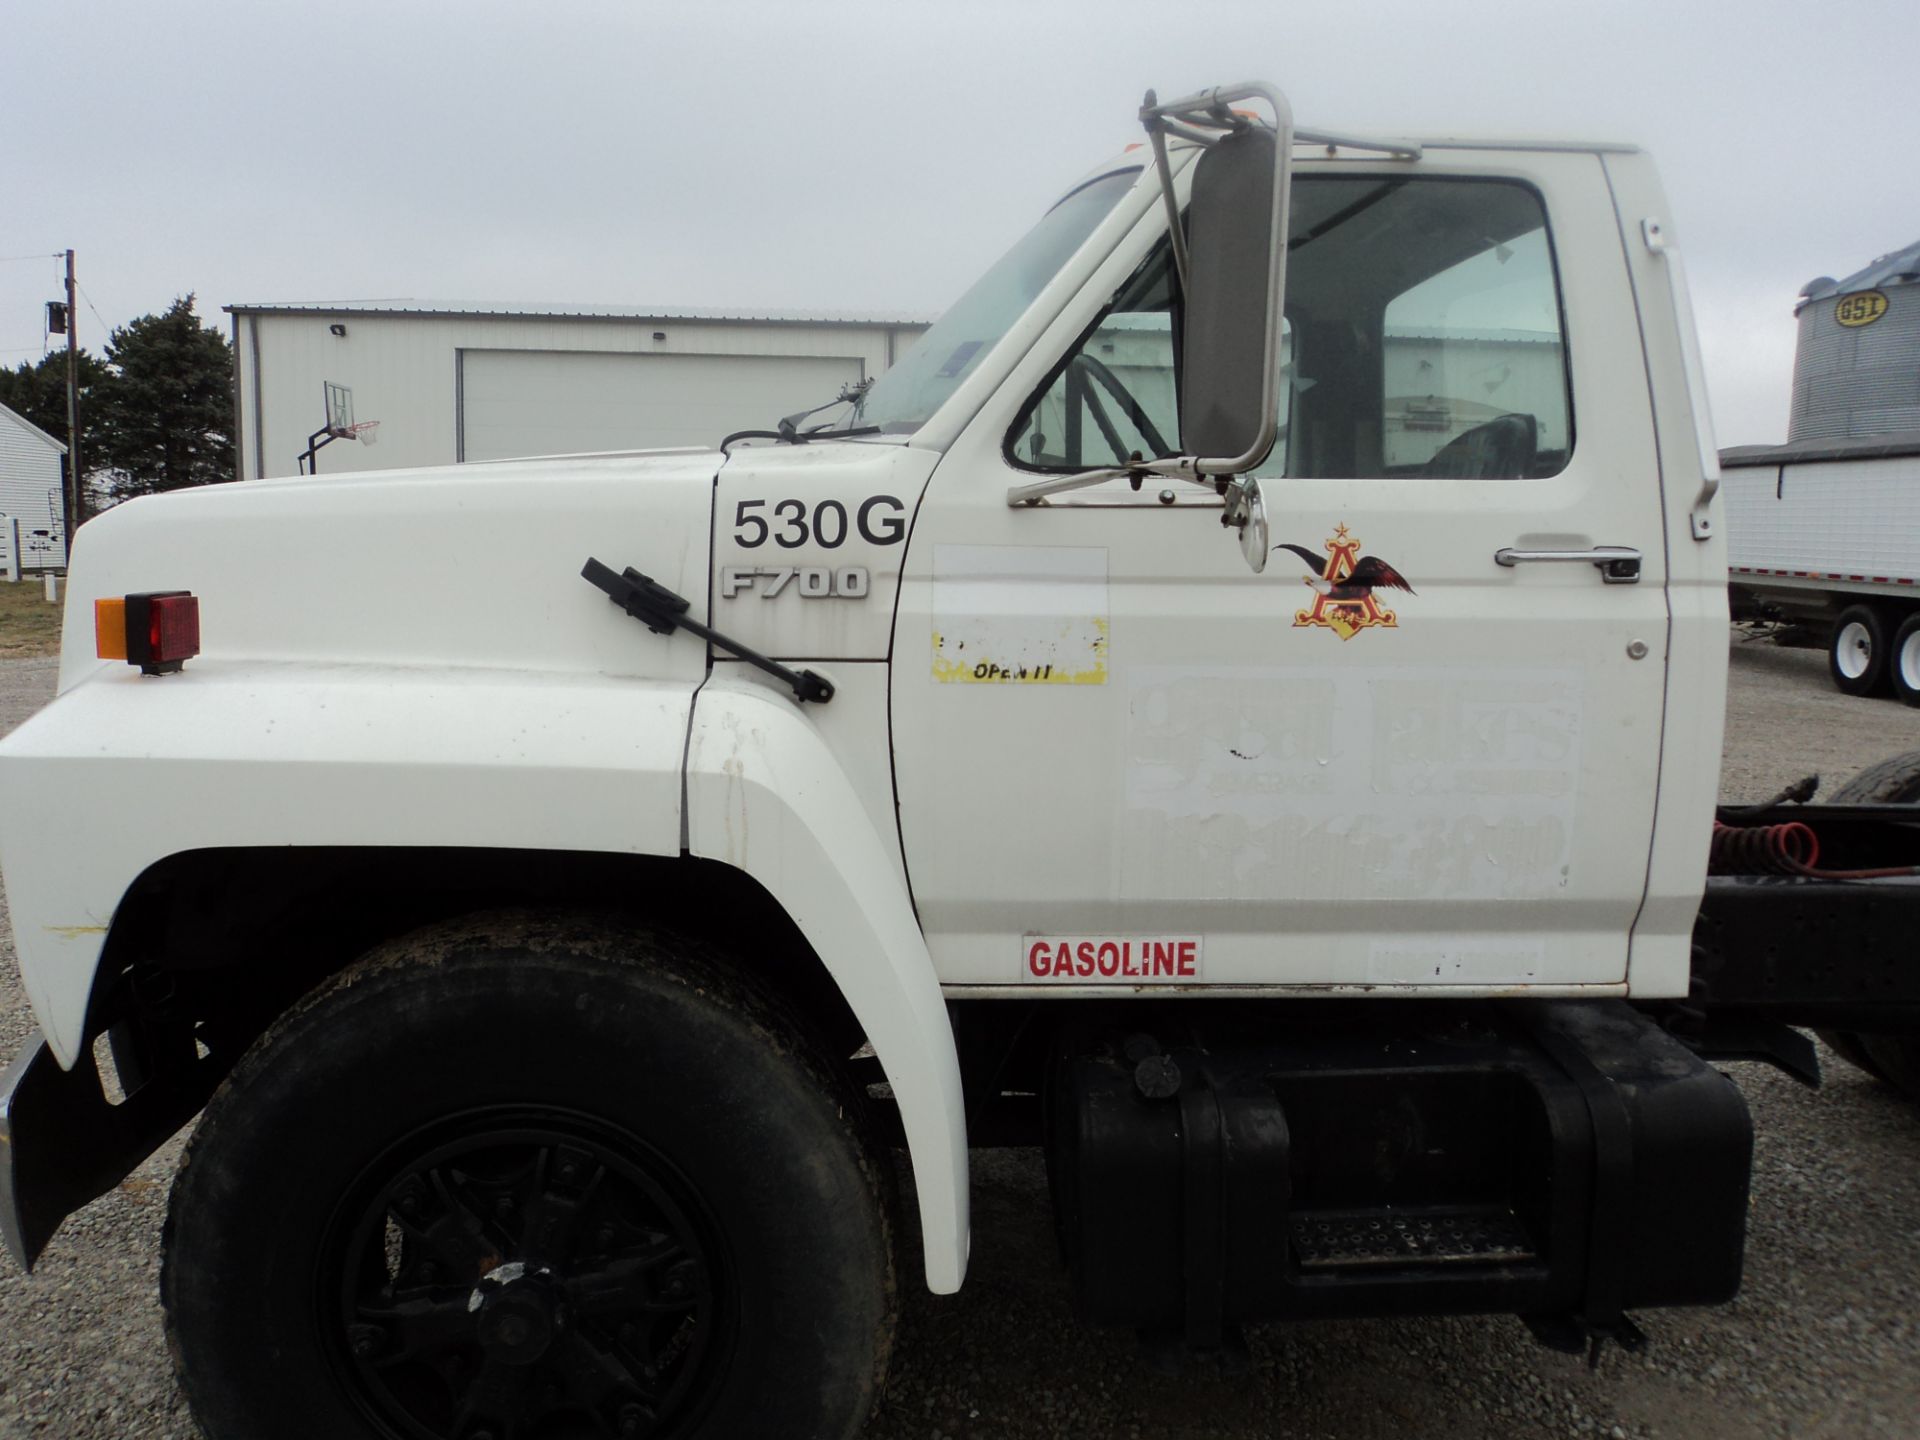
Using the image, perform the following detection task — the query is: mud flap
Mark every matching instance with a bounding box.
[1,1031,217,1272]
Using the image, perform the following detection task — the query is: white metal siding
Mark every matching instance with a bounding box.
[1724,454,1920,590]
[460,349,861,462]
[236,312,927,480]
[0,406,66,569]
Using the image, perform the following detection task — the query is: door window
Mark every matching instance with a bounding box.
[1008,176,1568,482]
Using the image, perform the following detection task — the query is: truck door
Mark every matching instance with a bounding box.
[890,154,1671,994]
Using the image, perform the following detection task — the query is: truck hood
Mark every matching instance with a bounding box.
[59,451,721,692]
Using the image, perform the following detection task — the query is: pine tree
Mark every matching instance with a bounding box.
[91,296,234,503]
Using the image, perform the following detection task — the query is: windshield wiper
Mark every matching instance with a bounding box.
[718,424,881,457]
[718,378,880,457]
[777,377,875,439]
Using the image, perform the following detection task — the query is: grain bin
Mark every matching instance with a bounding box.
[1791,239,1920,441]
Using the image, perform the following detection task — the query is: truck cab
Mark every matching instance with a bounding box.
[1,84,1865,1440]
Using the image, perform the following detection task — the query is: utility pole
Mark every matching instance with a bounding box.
[63,249,82,551]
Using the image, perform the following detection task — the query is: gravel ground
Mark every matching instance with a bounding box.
[1,636,1917,1439]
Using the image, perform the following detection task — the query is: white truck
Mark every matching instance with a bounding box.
[4,82,1918,1440]
[1724,433,1920,699]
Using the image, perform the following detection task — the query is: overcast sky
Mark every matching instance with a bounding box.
[3,0,1912,447]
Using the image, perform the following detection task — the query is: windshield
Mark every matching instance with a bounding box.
[851,166,1141,437]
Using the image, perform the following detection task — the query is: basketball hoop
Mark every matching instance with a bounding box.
[297,382,381,473]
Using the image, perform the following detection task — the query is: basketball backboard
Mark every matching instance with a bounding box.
[323,381,356,437]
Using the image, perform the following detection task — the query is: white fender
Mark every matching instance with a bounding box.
[685,672,970,1294]
[0,660,695,1069]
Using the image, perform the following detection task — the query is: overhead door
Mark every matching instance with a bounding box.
[459,349,864,462]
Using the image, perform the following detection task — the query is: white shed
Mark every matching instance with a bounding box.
[0,401,68,571]
[226,303,931,481]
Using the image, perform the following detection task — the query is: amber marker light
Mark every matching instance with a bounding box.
[95,591,200,675]
[94,598,128,659]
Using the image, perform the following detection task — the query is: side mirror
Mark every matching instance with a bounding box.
[1223,475,1270,574]
[1005,84,1297,509]
[1181,125,1285,472]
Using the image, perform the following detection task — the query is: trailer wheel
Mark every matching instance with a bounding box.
[1858,1035,1920,1097]
[1892,613,1920,706]
[1829,604,1893,697]
[1815,1028,1888,1082]
[161,912,897,1440]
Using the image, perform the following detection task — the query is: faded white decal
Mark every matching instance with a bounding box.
[931,544,1108,684]
[1125,665,1582,901]
[1367,939,1546,985]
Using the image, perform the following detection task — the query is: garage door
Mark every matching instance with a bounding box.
[459,349,864,462]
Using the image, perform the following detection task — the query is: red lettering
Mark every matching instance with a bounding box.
[1177,940,1197,977]
[1077,941,1096,977]
[1054,942,1073,975]
[1152,942,1174,976]
[1027,940,1050,978]
[1097,941,1121,976]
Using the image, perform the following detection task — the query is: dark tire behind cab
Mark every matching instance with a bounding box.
[1828,604,1893,697]
[162,912,896,1440]
[1815,756,1920,1097]
[1892,612,1920,707]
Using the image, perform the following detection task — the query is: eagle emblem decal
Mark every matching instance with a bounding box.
[1276,524,1414,641]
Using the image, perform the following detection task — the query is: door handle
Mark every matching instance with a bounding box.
[1493,546,1642,584]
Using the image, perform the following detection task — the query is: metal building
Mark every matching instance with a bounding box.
[1791,238,1920,441]
[225,303,931,481]
[0,401,68,571]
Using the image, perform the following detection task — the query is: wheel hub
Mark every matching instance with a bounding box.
[470,1263,561,1365]
[325,1112,724,1440]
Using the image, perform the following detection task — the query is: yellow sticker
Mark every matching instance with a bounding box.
[931,620,1108,684]
[1836,290,1889,328]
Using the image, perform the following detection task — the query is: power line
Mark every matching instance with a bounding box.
[75,280,114,339]
[0,252,65,264]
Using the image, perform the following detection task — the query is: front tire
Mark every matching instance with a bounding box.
[162,913,896,1440]
[1828,604,1892,697]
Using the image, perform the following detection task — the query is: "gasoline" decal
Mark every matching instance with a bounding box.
[1836,290,1889,328]
[1023,934,1203,983]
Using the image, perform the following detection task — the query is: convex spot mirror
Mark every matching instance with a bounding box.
[1181,125,1282,471]
[1224,475,1270,574]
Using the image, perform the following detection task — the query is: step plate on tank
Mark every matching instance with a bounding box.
[1290,1206,1536,1270]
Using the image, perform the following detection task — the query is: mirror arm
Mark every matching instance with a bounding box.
[1006,456,1210,507]
[1140,93,1192,296]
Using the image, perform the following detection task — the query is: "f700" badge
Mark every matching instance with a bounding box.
[721,566,870,599]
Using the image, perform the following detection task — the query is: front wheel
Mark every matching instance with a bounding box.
[162,913,896,1440]
[1829,604,1892,697]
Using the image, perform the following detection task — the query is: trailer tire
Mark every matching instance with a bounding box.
[1858,1035,1920,1098]
[1892,613,1920,706]
[1814,1028,1888,1083]
[161,911,897,1440]
[1829,604,1893,697]
[1813,757,1920,1095]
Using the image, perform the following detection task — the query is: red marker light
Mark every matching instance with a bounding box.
[95,591,200,674]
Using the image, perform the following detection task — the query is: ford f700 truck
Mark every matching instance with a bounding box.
[3,83,1918,1440]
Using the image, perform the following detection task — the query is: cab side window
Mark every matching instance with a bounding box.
[1008,175,1569,482]
[1287,177,1571,479]
[1013,250,1181,471]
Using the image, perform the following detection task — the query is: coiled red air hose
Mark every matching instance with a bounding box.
[1710,820,1920,879]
